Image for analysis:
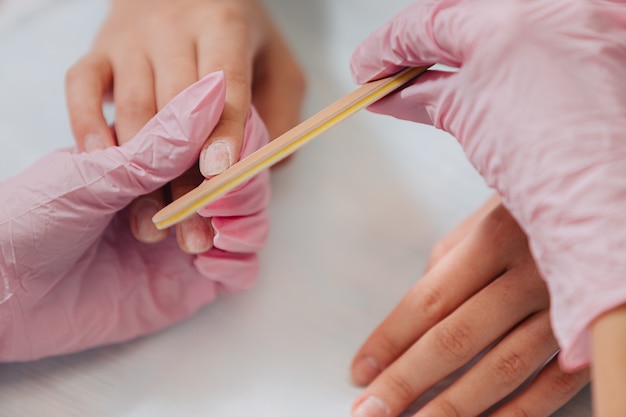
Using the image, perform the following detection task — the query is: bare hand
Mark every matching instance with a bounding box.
[351,199,588,417]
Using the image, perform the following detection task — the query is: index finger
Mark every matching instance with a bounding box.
[195,8,261,178]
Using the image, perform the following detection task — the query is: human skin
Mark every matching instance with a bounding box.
[591,305,626,417]
[351,197,589,417]
[65,0,305,253]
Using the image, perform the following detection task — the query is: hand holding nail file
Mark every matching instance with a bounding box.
[152,66,429,230]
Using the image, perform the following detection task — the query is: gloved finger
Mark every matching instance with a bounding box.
[194,249,259,293]
[65,54,116,152]
[350,0,469,83]
[0,217,222,361]
[196,19,258,177]
[415,311,558,417]
[197,106,270,218]
[92,71,226,208]
[212,210,270,254]
[199,171,270,218]
[171,166,215,254]
[111,53,156,145]
[490,356,589,417]
[366,70,458,128]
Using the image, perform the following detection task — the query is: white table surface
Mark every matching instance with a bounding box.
[0,0,591,415]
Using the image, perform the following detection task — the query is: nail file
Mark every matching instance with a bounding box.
[153,66,428,230]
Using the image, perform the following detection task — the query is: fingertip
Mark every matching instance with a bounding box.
[351,355,384,386]
[199,138,235,177]
[176,215,214,254]
[130,197,168,243]
[350,47,400,85]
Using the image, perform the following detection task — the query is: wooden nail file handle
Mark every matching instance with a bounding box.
[153,66,428,230]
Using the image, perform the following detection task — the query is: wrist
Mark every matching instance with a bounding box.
[591,303,626,417]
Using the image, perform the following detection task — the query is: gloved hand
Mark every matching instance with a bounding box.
[0,71,270,361]
[351,0,626,372]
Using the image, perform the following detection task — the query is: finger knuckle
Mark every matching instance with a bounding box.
[477,204,525,252]
[434,398,461,417]
[384,371,417,403]
[146,5,187,30]
[491,350,528,385]
[212,2,251,26]
[509,406,533,417]
[549,370,586,397]
[409,284,446,322]
[432,322,475,361]
[374,331,404,359]
[193,2,254,39]
[115,94,154,118]
[282,60,307,97]
[226,69,252,91]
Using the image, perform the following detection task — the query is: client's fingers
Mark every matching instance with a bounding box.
[351,204,525,386]
[491,357,589,417]
[171,166,214,254]
[196,15,257,177]
[415,311,557,417]
[128,191,168,243]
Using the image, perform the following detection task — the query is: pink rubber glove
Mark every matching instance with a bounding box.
[0,71,270,361]
[351,0,626,371]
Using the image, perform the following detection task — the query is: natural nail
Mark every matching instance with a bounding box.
[353,356,383,385]
[353,396,389,417]
[178,215,213,254]
[200,140,233,177]
[133,199,166,243]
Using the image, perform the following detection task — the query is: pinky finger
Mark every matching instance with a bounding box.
[65,54,116,151]
[491,357,589,417]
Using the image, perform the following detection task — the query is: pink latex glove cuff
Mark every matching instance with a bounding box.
[0,71,270,361]
[351,0,626,370]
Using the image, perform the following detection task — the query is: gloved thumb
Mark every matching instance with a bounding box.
[365,69,457,129]
[93,71,226,204]
[350,0,474,83]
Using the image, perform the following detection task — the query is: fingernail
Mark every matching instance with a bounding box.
[84,133,107,152]
[179,215,213,254]
[353,396,389,417]
[133,199,166,243]
[353,356,383,385]
[200,140,233,177]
